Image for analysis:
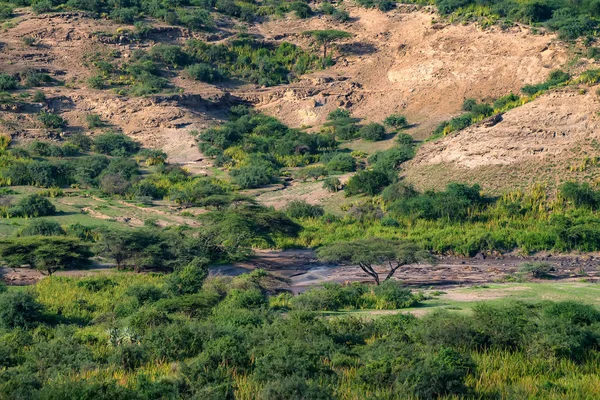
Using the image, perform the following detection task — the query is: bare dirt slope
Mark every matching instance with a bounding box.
[404,86,600,192]
[248,7,568,139]
[0,11,228,163]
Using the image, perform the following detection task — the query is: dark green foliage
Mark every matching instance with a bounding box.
[327,108,351,120]
[86,114,105,128]
[284,200,325,219]
[19,70,52,87]
[368,145,415,177]
[183,36,318,87]
[185,63,224,83]
[230,158,279,189]
[9,194,56,217]
[0,3,14,20]
[522,70,571,96]
[38,112,67,129]
[381,181,418,204]
[359,122,386,141]
[383,114,408,129]
[199,109,337,185]
[0,236,92,275]
[325,153,356,172]
[345,170,391,196]
[434,0,599,39]
[166,262,209,296]
[0,291,44,329]
[68,133,93,151]
[559,181,600,209]
[389,183,485,221]
[32,90,46,103]
[323,177,342,192]
[0,74,17,91]
[289,1,312,18]
[18,219,65,236]
[93,132,141,156]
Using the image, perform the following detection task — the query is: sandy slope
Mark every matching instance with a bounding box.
[250,7,568,139]
[404,87,600,192]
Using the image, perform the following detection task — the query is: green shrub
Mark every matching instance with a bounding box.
[285,200,325,219]
[185,63,224,83]
[93,132,140,156]
[0,74,17,91]
[359,123,386,141]
[38,112,67,129]
[345,170,391,196]
[290,1,312,18]
[323,177,342,192]
[18,219,65,236]
[326,153,356,173]
[383,114,408,129]
[9,194,56,217]
[32,90,46,102]
[0,291,44,329]
[86,114,105,128]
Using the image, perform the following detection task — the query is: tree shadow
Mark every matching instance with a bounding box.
[338,42,377,56]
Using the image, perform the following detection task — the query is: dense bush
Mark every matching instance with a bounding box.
[383,114,409,129]
[345,170,391,196]
[389,183,485,221]
[38,112,67,129]
[434,0,600,39]
[359,122,386,141]
[325,153,356,173]
[284,200,325,219]
[93,132,141,156]
[185,63,224,83]
[9,194,56,217]
[0,291,44,329]
[0,74,17,91]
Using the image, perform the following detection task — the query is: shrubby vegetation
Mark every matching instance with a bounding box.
[433,70,572,137]
[0,271,598,398]
[86,34,322,95]
[197,107,338,187]
[434,0,600,39]
[281,180,600,256]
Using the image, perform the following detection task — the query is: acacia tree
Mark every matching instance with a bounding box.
[317,238,432,285]
[303,30,353,59]
[0,236,92,275]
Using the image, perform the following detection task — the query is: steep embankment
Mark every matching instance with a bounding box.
[404,87,600,192]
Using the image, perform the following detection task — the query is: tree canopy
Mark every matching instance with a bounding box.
[303,29,353,58]
[317,238,433,284]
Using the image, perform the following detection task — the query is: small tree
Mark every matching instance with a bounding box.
[303,30,353,59]
[0,236,92,276]
[359,123,386,141]
[317,238,432,285]
[383,114,409,129]
[323,177,342,192]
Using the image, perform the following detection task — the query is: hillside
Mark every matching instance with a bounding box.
[405,86,600,192]
[0,7,571,165]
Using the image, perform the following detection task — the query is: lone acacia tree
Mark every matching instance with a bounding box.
[303,29,353,59]
[317,238,433,285]
[0,236,92,276]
